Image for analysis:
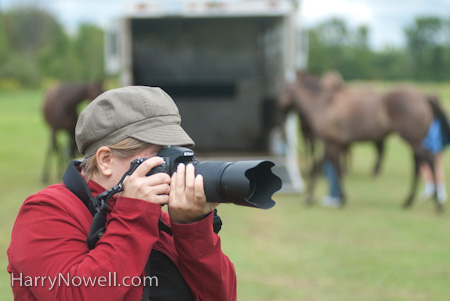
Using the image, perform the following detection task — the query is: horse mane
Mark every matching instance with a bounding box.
[321,70,345,92]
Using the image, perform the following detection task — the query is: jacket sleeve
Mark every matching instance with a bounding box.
[171,212,237,301]
[7,192,160,300]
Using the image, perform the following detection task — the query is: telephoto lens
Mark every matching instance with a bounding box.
[146,147,282,209]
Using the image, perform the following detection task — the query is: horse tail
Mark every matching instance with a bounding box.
[428,94,442,116]
[427,94,450,146]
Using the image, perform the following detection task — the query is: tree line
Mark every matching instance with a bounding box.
[0,5,104,88]
[1,5,450,88]
[308,16,450,81]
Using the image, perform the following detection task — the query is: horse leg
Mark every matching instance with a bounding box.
[68,116,79,159]
[340,145,350,175]
[328,143,346,206]
[305,157,323,206]
[372,140,385,177]
[42,137,53,183]
[403,151,420,209]
[424,153,443,213]
[42,131,57,183]
[402,147,443,212]
[68,133,77,159]
[56,132,68,180]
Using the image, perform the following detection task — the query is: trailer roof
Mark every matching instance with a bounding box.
[123,0,296,18]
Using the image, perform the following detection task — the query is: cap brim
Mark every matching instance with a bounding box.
[131,123,195,148]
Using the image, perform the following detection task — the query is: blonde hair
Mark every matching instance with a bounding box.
[81,137,155,181]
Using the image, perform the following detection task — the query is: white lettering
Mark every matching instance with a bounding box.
[81,275,97,287]
[9,272,158,289]
[97,276,107,287]
[131,276,141,287]
[48,276,57,291]
[39,276,47,287]
[24,276,33,287]
[10,273,23,287]
[71,276,82,287]
[123,276,130,287]
[143,275,158,287]
[59,273,70,286]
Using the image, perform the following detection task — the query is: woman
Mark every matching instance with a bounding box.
[8,86,237,300]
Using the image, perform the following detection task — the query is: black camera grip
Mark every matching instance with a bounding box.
[146,161,167,176]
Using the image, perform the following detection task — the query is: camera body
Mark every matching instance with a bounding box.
[146,147,196,176]
[139,146,282,209]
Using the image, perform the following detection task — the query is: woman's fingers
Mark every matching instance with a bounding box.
[185,164,196,196]
[176,163,186,189]
[194,174,204,205]
[132,156,165,177]
[168,163,210,224]
[121,157,171,205]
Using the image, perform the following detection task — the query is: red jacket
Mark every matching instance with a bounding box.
[7,179,236,300]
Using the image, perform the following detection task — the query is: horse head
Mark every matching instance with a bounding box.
[87,81,104,101]
[295,71,322,91]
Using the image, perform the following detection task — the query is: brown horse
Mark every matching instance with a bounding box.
[280,71,384,176]
[279,72,444,212]
[42,81,104,183]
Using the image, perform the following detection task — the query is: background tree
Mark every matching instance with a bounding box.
[405,16,448,81]
[342,25,373,79]
[0,6,54,86]
[308,18,349,76]
[0,11,10,72]
[1,5,450,88]
[0,5,104,87]
[72,23,105,81]
[306,15,450,82]
[307,18,375,80]
[371,47,408,80]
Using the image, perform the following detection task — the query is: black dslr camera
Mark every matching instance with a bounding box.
[136,146,282,209]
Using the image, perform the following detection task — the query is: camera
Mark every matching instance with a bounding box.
[142,146,282,209]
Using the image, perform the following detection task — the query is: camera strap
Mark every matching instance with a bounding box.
[63,160,174,250]
[63,160,97,216]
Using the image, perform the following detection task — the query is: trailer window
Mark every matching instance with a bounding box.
[130,16,283,98]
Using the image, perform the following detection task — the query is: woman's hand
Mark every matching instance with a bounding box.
[168,163,219,224]
[121,157,171,205]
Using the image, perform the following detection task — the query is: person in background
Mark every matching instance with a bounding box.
[320,160,343,208]
[420,115,450,204]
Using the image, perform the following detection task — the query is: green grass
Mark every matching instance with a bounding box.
[220,138,450,300]
[1,83,450,300]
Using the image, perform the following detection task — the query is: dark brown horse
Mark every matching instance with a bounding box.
[42,82,104,182]
[279,72,444,212]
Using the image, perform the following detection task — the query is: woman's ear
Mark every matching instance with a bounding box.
[96,146,114,177]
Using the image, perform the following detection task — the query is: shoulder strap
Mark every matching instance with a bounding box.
[63,160,98,216]
[62,161,107,249]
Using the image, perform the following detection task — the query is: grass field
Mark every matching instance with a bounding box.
[1,83,450,300]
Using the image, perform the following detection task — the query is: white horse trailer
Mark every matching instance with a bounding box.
[105,0,306,192]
